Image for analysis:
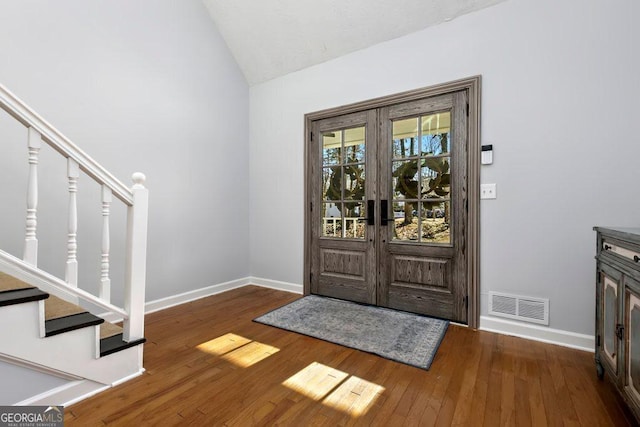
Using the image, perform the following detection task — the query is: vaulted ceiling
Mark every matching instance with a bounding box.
[203,0,507,85]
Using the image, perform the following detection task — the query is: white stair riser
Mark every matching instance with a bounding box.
[0,301,141,384]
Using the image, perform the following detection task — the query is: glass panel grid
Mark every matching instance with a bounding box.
[391,112,451,244]
[321,127,366,240]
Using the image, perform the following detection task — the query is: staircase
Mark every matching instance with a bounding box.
[0,83,149,405]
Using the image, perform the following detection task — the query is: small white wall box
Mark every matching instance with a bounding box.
[481,144,493,165]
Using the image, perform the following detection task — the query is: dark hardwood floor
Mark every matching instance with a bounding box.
[65,286,635,426]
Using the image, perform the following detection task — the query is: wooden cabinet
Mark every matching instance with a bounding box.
[594,227,640,422]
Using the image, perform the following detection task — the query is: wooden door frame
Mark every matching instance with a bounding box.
[303,76,481,329]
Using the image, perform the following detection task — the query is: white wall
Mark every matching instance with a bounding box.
[0,361,69,405]
[0,0,250,304]
[250,0,640,335]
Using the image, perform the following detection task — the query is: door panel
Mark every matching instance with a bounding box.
[391,256,451,289]
[379,91,468,322]
[309,90,470,323]
[310,111,377,304]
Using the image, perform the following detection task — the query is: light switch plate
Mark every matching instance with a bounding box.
[480,183,497,199]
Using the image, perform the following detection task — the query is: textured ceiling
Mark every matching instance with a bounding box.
[203,0,506,85]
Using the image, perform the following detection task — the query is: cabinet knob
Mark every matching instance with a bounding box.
[604,244,612,251]
[634,255,640,263]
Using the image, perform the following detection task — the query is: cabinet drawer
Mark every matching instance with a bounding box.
[602,239,640,265]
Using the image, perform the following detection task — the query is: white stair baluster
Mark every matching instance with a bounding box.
[24,127,41,266]
[100,185,112,302]
[66,158,79,289]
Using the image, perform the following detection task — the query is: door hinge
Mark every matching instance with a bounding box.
[309,272,313,283]
[596,271,600,284]
[310,202,313,212]
[464,295,469,308]
[597,334,601,347]
[465,199,468,212]
[310,131,313,141]
[466,102,469,116]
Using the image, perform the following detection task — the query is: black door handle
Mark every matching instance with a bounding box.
[367,200,375,225]
[380,200,393,225]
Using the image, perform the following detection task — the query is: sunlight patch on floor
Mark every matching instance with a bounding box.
[221,341,280,367]
[283,361,349,400]
[196,333,279,368]
[323,375,385,416]
[282,362,385,417]
[197,333,251,356]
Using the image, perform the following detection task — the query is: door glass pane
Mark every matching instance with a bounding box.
[392,118,418,159]
[392,201,418,241]
[344,202,365,239]
[320,126,365,239]
[391,112,452,245]
[323,167,342,201]
[421,159,450,199]
[322,132,342,165]
[344,127,365,163]
[344,164,365,200]
[392,160,419,199]
[421,112,451,155]
[322,202,342,237]
[421,201,450,244]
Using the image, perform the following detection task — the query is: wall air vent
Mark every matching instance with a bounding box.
[488,291,549,325]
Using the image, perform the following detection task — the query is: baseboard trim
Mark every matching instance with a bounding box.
[139,277,302,317]
[15,379,108,407]
[15,369,145,407]
[99,277,303,322]
[110,368,145,388]
[145,277,249,315]
[248,277,303,294]
[479,315,595,352]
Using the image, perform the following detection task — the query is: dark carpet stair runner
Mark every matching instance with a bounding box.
[0,271,144,357]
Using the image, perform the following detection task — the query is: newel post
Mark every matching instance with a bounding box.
[124,172,149,342]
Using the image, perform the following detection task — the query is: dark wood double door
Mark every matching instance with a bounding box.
[308,90,470,323]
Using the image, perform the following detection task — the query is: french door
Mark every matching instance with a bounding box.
[307,85,475,324]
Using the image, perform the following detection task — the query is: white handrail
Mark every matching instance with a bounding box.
[0,83,133,204]
[0,250,128,319]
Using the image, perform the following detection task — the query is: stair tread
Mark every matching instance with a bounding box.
[0,287,48,307]
[0,271,35,292]
[1,270,127,344]
[45,312,104,337]
[100,333,146,357]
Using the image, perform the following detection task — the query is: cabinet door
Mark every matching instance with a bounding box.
[601,272,620,374]
[626,283,640,407]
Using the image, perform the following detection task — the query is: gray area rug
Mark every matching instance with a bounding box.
[254,295,449,370]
